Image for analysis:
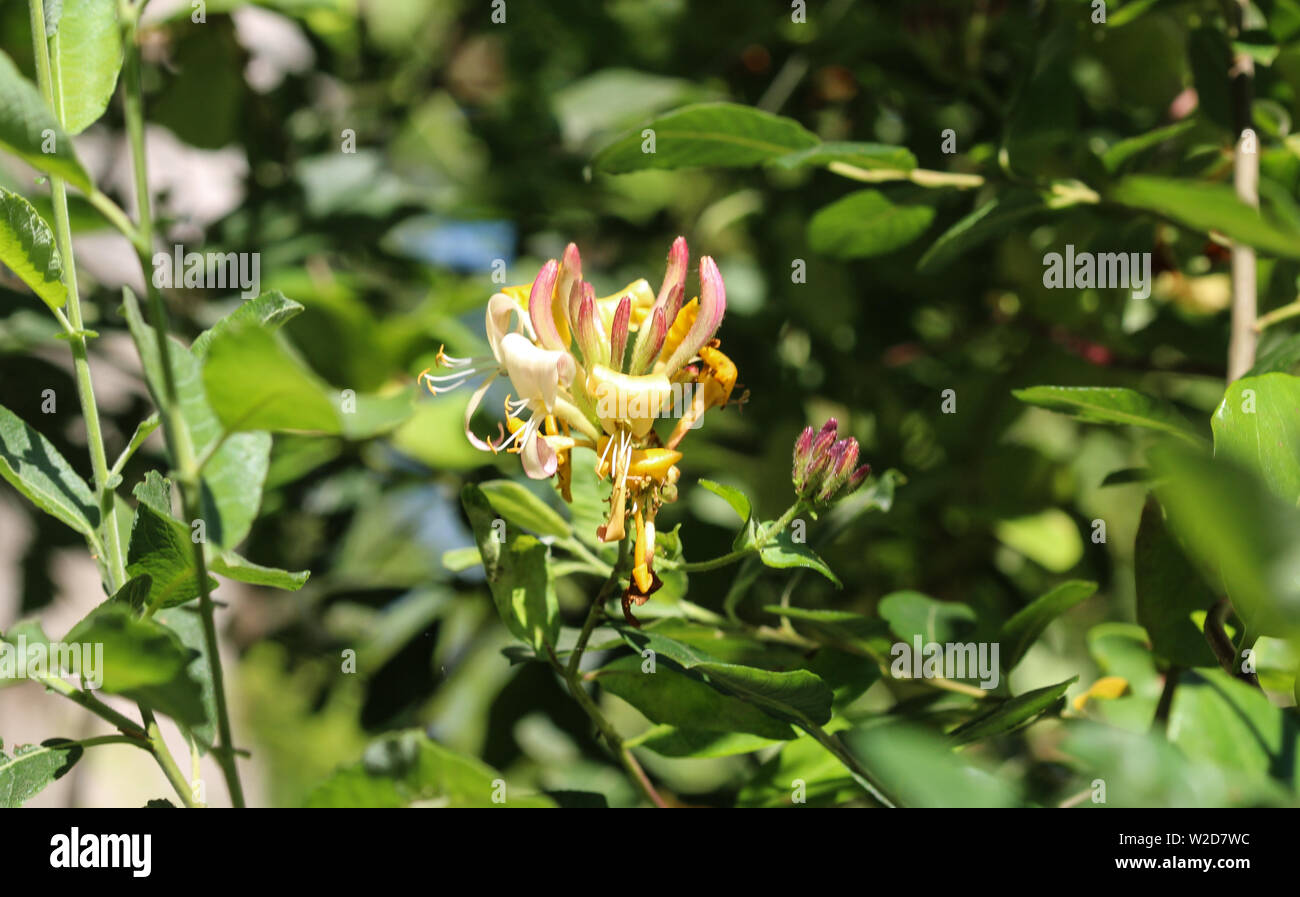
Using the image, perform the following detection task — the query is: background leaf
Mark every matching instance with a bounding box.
[592,102,817,172]
[807,190,934,259]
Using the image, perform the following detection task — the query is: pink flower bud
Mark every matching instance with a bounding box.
[527,259,564,350]
[630,305,667,375]
[661,256,726,375]
[609,294,632,370]
[657,236,688,309]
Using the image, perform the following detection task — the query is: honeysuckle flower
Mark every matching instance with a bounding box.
[792,418,871,505]
[420,237,743,625]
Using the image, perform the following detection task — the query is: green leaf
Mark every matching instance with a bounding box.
[764,605,894,657]
[190,290,305,360]
[1100,119,1196,173]
[1168,668,1300,786]
[107,573,152,612]
[202,322,342,433]
[1150,442,1300,640]
[804,646,882,710]
[121,289,272,550]
[152,604,216,750]
[52,0,122,134]
[339,391,413,439]
[767,140,916,172]
[1000,580,1098,669]
[948,677,1076,745]
[1060,720,1288,807]
[844,722,1021,807]
[461,483,560,651]
[1248,332,1300,376]
[65,602,207,727]
[591,102,818,173]
[1012,385,1205,444]
[633,726,782,759]
[1134,500,1218,668]
[1213,373,1300,504]
[0,402,97,537]
[697,478,751,524]
[916,188,1047,274]
[616,625,834,727]
[304,730,556,807]
[758,531,841,587]
[736,732,860,807]
[0,187,66,310]
[0,738,82,807]
[878,590,976,644]
[807,190,934,259]
[595,655,797,740]
[125,472,216,610]
[0,51,92,191]
[441,545,481,573]
[1109,176,1300,259]
[209,551,309,590]
[994,508,1084,572]
[477,479,570,539]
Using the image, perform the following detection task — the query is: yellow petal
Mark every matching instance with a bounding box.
[1072,676,1129,711]
[656,298,699,372]
[596,279,656,331]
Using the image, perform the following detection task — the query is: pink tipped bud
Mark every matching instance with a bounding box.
[575,288,608,368]
[630,305,668,374]
[845,464,872,495]
[663,283,684,327]
[817,439,860,503]
[661,256,727,375]
[793,419,843,500]
[609,294,632,371]
[657,236,689,308]
[557,243,583,322]
[528,259,564,350]
[792,425,816,491]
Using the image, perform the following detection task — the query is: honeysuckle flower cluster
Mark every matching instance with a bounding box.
[792,418,871,506]
[422,237,740,622]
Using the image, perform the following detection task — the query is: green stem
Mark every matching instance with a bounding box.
[118,8,245,808]
[76,734,148,749]
[828,162,985,189]
[143,711,199,808]
[669,501,804,573]
[27,0,127,592]
[548,544,668,807]
[548,645,667,808]
[36,673,148,739]
[566,537,629,679]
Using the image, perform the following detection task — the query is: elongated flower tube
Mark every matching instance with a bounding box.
[527,259,566,351]
[656,236,688,310]
[556,242,583,320]
[573,285,608,368]
[609,294,631,368]
[658,256,726,376]
[629,305,667,375]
